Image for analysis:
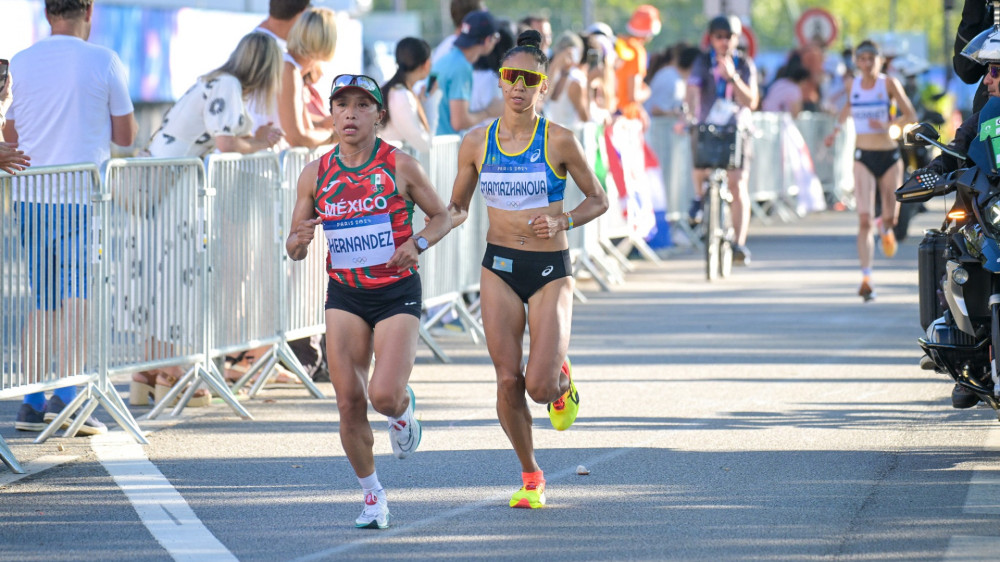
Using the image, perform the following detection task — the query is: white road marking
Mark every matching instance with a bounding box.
[0,454,80,487]
[91,432,237,562]
[942,423,1000,561]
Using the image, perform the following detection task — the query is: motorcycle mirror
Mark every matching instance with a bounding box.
[903,122,940,145]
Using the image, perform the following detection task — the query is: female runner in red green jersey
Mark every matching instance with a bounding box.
[286,74,451,529]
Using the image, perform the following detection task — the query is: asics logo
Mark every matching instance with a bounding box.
[529,149,542,162]
[541,265,554,277]
[404,301,418,306]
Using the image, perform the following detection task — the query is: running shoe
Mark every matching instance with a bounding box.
[880,228,898,258]
[509,480,546,509]
[389,385,421,459]
[733,245,751,266]
[547,358,579,431]
[355,489,390,529]
[858,280,876,303]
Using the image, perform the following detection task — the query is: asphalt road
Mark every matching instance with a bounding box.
[3,209,1000,561]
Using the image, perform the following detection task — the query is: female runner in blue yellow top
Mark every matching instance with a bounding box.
[447,29,609,509]
[286,74,452,529]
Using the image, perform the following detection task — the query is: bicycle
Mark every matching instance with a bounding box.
[693,122,742,281]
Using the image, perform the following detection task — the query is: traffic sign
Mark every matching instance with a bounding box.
[795,7,838,47]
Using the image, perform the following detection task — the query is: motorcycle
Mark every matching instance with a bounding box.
[896,122,1000,418]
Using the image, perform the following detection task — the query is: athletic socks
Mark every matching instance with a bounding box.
[358,471,383,495]
[23,392,45,412]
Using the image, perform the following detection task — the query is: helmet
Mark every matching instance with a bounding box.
[962,25,1000,64]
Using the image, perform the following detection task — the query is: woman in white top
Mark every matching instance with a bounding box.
[380,37,435,154]
[278,7,338,148]
[136,31,283,408]
[825,39,916,302]
[146,32,283,158]
[545,31,589,129]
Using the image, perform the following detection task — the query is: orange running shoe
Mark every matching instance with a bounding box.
[881,228,897,258]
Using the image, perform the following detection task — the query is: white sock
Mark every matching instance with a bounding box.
[358,471,382,495]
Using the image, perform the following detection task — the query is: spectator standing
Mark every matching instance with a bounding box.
[431,10,504,136]
[762,60,810,117]
[3,0,137,434]
[683,14,759,265]
[381,38,436,154]
[145,32,284,158]
[645,44,700,117]
[470,20,515,128]
[247,0,311,134]
[518,15,553,54]
[0,74,30,174]
[431,0,485,63]
[278,6,338,148]
[545,32,590,128]
[614,4,661,125]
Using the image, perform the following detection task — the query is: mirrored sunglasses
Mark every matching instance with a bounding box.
[499,67,548,88]
[989,65,1000,79]
[330,74,383,104]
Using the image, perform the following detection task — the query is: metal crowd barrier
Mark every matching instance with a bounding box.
[793,112,855,207]
[747,112,799,223]
[101,158,251,420]
[416,135,485,362]
[1,164,146,473]
[204,152,322,401]
[278,148,328,349]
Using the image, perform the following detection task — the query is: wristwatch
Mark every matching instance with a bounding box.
[413,235,429,254]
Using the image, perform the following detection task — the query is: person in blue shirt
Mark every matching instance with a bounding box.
[431,9,505,135]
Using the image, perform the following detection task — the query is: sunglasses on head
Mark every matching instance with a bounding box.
[330,74,383,104]
[499,67,548,88]
[989,65,1000,79]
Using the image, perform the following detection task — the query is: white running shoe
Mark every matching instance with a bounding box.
[389,385,422,459]
[355,489,390,529]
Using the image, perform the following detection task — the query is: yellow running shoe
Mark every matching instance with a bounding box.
[547,358,579,431]
[881,228,897,258]
[509,481,546,509]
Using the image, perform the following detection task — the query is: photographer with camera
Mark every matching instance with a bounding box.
[683,14,758,265]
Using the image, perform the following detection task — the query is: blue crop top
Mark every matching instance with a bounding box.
[478,117,567,211]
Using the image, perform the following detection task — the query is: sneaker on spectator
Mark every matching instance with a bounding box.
[733,245,751,266]
[687,199,703,225]
[14,403,46,432]
[43,396,108,436]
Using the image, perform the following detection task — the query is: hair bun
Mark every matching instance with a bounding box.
[517,29,543,49]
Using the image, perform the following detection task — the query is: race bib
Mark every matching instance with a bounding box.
[479,163,549,210]
[324,214,396,269]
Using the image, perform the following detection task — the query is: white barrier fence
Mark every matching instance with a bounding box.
[1,110,849,472]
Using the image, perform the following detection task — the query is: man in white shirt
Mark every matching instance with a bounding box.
[3,0,136,435]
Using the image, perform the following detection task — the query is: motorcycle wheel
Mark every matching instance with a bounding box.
[705,171,721,281]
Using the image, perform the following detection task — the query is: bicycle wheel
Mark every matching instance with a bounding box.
[719,178,734,279]
[705,172,721,281]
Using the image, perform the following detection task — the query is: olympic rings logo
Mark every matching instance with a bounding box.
[507,201,521,208]
[352,257,368,265]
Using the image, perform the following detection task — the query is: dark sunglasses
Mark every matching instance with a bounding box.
[499,67,547,88]
[989,65,1000,79]
[711,32,732,40]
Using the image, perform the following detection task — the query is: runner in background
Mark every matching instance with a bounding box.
[824,39,916,302]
